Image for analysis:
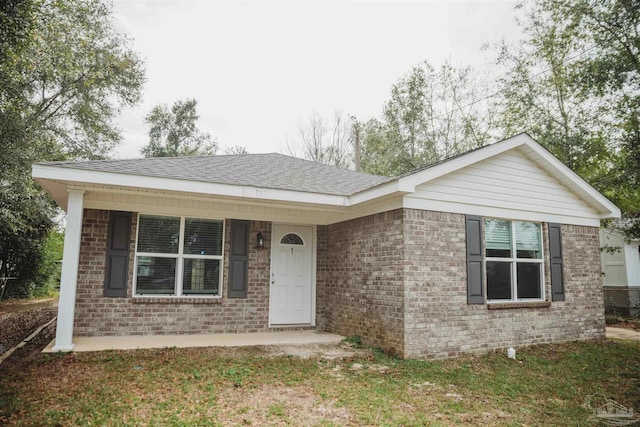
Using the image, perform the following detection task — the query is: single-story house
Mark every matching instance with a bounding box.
[32,133,620,358]
[600,224,640,315]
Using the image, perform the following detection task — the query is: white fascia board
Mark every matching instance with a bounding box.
[521,139,621,219]
[32,164,349,207]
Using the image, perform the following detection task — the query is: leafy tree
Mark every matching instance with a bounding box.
[36,229,64,297]
[0,0,145,297]
[285,111,354,169]
[224,146,249,155]
[141,99,217,158]
[361,61,497,177]
[495,1,614,186]
[556,0,640,220]
[496,0,639,233]
[0,176,55,298]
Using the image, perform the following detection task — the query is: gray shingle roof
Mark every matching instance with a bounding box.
[42,153,391,196]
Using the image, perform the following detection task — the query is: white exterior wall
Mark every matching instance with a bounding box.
[600,229,628,287]
[600,228,640,288]
[624,243,640,287]
[404,148,600,226]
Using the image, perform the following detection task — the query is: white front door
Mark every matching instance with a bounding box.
[269,224,314,325]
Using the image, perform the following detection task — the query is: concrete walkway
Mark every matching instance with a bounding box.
[606,327,640,341]
[43,330,344,353]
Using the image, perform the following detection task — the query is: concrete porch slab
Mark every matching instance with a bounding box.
[43,330,344,353]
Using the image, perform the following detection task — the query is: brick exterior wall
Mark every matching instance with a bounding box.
[402,211,605,359]
[325,210,405,355]
[74,210,275,336]
[315,225,329,330]
[74,208,605,358]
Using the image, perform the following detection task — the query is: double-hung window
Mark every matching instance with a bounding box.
[485,219,544,301]
[134,214,224,297]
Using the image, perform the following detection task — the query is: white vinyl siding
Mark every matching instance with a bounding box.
[599,229,640,288]
[405,149,599,224]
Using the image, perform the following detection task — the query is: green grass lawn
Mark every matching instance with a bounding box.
[1,340,639,426]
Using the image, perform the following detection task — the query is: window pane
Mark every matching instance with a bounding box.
[280,233,304,245]
[487,261,512,300]
[516,222,542,259]
[184,219,223,256]
[182,259,221,295]
[487,248,511,258]
[135,256,176,294]
[517,263,542,299]
[137,215,180,254]
[485,219,512,257]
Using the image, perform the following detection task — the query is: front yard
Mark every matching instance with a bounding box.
[1,338,639,426]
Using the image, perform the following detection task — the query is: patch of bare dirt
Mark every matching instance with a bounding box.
[0,298,57,358]
[262,342,368,360]
[0,297,57,314]
[216,384,353,426]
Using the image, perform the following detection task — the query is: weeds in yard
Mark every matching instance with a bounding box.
[1,340,639,426]
[222,366,253,387]
[342,335,362,348]
[266,402,286,419]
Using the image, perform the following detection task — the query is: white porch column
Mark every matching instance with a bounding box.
[52,189,85,352]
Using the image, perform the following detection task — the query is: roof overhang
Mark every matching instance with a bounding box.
[32,164,352,210]
[32,133,621,222]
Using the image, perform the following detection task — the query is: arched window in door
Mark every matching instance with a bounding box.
[280,233,304,245]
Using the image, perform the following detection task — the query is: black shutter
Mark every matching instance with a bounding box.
[228,220,249,298]
[104,211,132,297]
[549,223,565,301]
[466,215,484,304]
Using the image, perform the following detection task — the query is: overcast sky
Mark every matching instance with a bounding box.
[111,0,522,159]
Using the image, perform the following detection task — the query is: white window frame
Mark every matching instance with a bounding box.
[132,214,225,298]
[485,219,545,302]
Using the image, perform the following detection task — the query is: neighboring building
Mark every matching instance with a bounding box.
[32,133,620,359]
[600,225,640,315]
